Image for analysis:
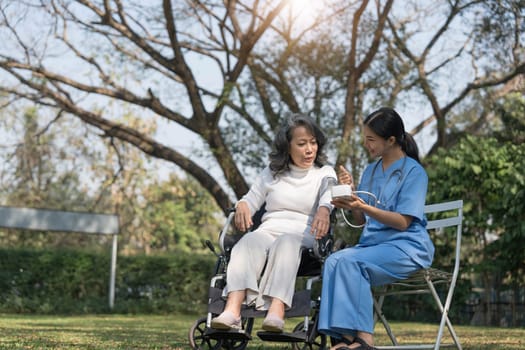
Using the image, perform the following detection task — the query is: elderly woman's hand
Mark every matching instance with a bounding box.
[311,206,331,239]
[234,201,253,232]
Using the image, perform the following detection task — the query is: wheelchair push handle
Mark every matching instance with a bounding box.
[205,239,220,257]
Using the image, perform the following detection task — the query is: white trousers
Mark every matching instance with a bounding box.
[224,228,315,310]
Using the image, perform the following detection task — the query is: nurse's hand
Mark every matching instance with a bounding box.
[311,206,330,239]
[234,201,253,232]
[331,193,366,211]
[337,165,354,189]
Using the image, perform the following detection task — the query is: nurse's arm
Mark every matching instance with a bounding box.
[359,204,413,231]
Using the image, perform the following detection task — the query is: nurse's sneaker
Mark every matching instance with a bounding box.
[210,311,241,330]
[262,313,284,332]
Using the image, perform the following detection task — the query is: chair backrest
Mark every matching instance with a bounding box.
[425,200,464,230]
[424,199,464,274]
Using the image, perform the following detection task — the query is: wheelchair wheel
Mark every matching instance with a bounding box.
[188,317,222,350]
[188,316,254,350]
[291,321,327,350]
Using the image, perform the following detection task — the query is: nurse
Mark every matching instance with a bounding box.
[318,107,434,350]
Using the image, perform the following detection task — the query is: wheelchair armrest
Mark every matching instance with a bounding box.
[219,204,266,254]
[219,210,236,254]
[312,208,338,260]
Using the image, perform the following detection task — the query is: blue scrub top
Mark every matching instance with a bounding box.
[356,156,434,268]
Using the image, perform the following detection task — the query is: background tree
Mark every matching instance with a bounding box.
[0,1,524,324]
[139,174,222,254]
[0,105,221,254]
[426,93,525,327]
[0,0,523,214]
[0,107,97,247]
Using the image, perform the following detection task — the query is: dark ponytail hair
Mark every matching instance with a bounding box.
[363,107,421,163]
[269,113,328,177]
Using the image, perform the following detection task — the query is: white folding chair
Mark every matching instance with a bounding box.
[373,199,464,350]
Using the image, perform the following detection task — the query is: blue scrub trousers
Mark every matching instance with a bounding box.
[318,243,421,338]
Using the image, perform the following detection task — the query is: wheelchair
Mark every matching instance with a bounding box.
[188,205,336,350]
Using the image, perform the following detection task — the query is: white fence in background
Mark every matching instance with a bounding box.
[0,206,119,309]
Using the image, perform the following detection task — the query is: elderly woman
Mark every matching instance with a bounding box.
[211,114,336,333]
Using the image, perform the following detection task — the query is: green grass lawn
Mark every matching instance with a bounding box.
[0,313,523,349]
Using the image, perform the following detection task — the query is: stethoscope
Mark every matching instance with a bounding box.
[367,156,406,206]
[339,156,406,228]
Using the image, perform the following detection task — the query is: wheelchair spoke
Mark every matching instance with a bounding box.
[189,317,223,350]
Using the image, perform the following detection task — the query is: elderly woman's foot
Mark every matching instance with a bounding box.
[261,313,284,332]
[210,311,241,330]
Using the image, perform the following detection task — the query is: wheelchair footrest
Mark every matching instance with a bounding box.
[204,328,252,341]
[257,330,306,342]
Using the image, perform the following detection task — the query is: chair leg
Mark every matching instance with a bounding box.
[425,278,462,350]
[373,294,399,346]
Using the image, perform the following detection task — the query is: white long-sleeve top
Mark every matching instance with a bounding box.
[238,164,337,235]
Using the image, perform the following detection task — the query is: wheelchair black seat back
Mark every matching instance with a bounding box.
[188,204,336,350]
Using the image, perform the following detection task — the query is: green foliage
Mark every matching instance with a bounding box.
[426,135,525,287]
[114,252,214,314]
[140,175,223,253]
[0,248,107,314]
[493,92,525,144]
[0,248,215,315]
